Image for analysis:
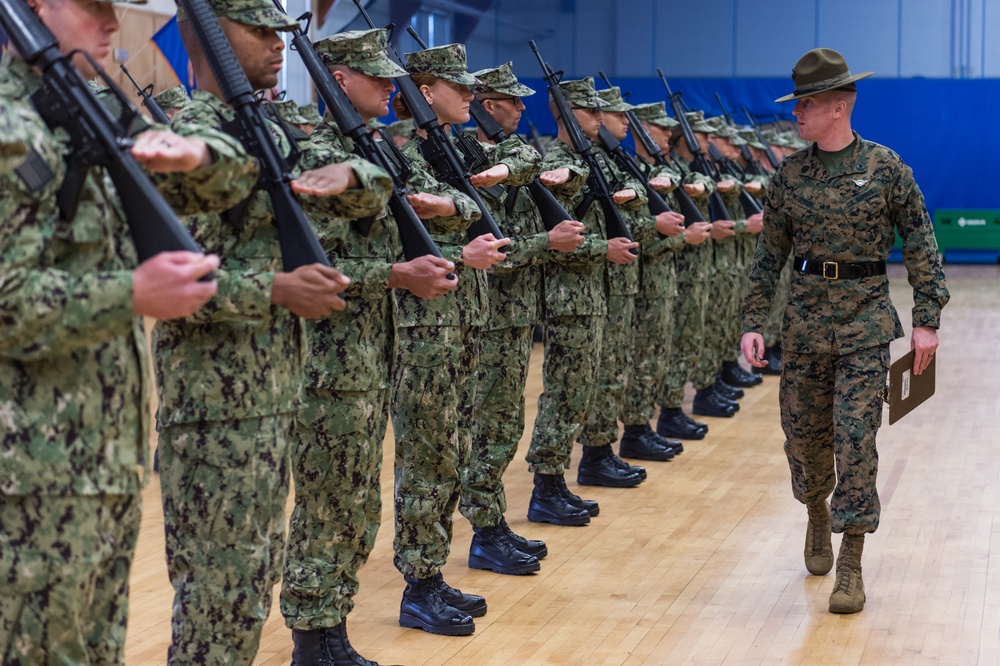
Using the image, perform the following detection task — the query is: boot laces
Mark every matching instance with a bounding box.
[806,505,829,556]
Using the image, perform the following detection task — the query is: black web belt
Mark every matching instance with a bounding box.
[794,257,887,280]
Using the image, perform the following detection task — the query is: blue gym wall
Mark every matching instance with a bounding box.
[321,0,1000,217]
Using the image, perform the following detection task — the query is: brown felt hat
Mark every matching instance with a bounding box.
[775,48,873,103]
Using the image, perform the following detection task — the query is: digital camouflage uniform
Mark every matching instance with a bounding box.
[742,133,949,534]
[578,87,647,450]
[458,63,545,528]
[392,44,485,579]
[0,48,252,665]
[658,121,716,410]
[279,28,411,631]
[154,85,191,113]
[526,78,611,475]
[620,103,686,428]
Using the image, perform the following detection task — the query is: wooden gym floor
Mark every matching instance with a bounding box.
[124,264,998,665]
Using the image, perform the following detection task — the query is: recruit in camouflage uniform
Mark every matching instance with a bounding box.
[154,84,191,120]
[277,28,458,660]
[390,43,493,635]
[0,25,253,662]
[576,86,650,485]
[155,1,390,663]
[0,99,28,174]
[742,47,950,615]
[524,77,617,525]
[617,102,689,450]
[656,111,718,439]
[457,62,555,576]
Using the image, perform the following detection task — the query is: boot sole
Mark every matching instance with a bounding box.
[657,427,706,441]
[619,446,674,462]
[527,509,590,526]
[468,555,541,575]
[576,474,642,488]
[399,613,476,635]
[828,599,865,614]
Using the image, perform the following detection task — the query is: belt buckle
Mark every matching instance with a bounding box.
[822,261,839,280]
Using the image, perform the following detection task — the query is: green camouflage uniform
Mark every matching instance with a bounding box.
[155,32,389,658]
[279,27,410,630]
[0,48,252,664]
[619,104,686,427]
[658,137,715,409]
[458,62,545,527]
[742,133,949,534]
[392,43,485,579]
[154,85,191,113]
[578,87,647,449]
[526,77,612,475]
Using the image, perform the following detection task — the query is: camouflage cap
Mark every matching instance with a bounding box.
[154,85,190,110]
[298,103,322,126]
[269,99,309,125]
[631,102,678,129]
[175,0,298,30]
[314,29,407,78]
[470,62,535,97]
[737,127,765,150]
[687,110,715,134]
[595,86,633,113]
[367,117,388,131]
[383,118,414,137]
[404,44,480,86]
[557,77,608,110]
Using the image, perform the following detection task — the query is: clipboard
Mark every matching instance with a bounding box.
[887,350,936,425]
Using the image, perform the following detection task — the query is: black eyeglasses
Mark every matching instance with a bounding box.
[479,96,521,104]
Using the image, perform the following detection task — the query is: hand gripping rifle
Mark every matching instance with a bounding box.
[657,69,733,223]
[0,0,204,263]
[120,65,171,125]
[529,41,635,250]
[176,0,330,271]
[351,3,504,248]
[596,72,705,228]
[274,1,450,274]
[743,106,782,170]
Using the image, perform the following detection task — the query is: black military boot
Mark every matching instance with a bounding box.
[649,428,684,455]
[430,573,487,617]
[692,386,737,418]
[399,575,475,636]
[657,407,707,439]
[469,524,540,575]
[619,424,675,462]
[721,359,763,387]
[498,515,548,559]
[714,376,745,400]
[606,444,647,480]
[552,474,600,517]
[577,444,643,487]
[527,473,591,526]
[291,621,379,666]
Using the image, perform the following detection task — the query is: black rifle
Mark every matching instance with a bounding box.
[529,41,635,249]
[526,118,547,158]
[743,106,782,170]
[714,92,763,176]
[704,141,763,216]
[597,72,705,227]
[377,24,504,247]
[657,70,732,223]
[120,64,170,124]
[467,97,574,233]
[275,2,450,271]
[0,0,204,264]
[176,0,329,271]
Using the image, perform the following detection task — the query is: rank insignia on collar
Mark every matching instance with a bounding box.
[853,178,869,186]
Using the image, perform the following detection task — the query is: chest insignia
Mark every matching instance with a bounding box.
[853,178,869,187]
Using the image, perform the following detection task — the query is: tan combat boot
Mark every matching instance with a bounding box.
[804,501,834,575]
[829,533,866,614]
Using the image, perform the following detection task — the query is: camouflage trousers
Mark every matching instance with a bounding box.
[392,325,478,579]
[780,345,889,535]
[0,493,140,666]
[460,325,534,528]
[159,415,292,666]
[281,388,389,629]
[702,239,742,372]
[763,254,794,347]
[526,314,604,475]
[579,294,636,448]
[621,265,676,426]
[660,275,708,408]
